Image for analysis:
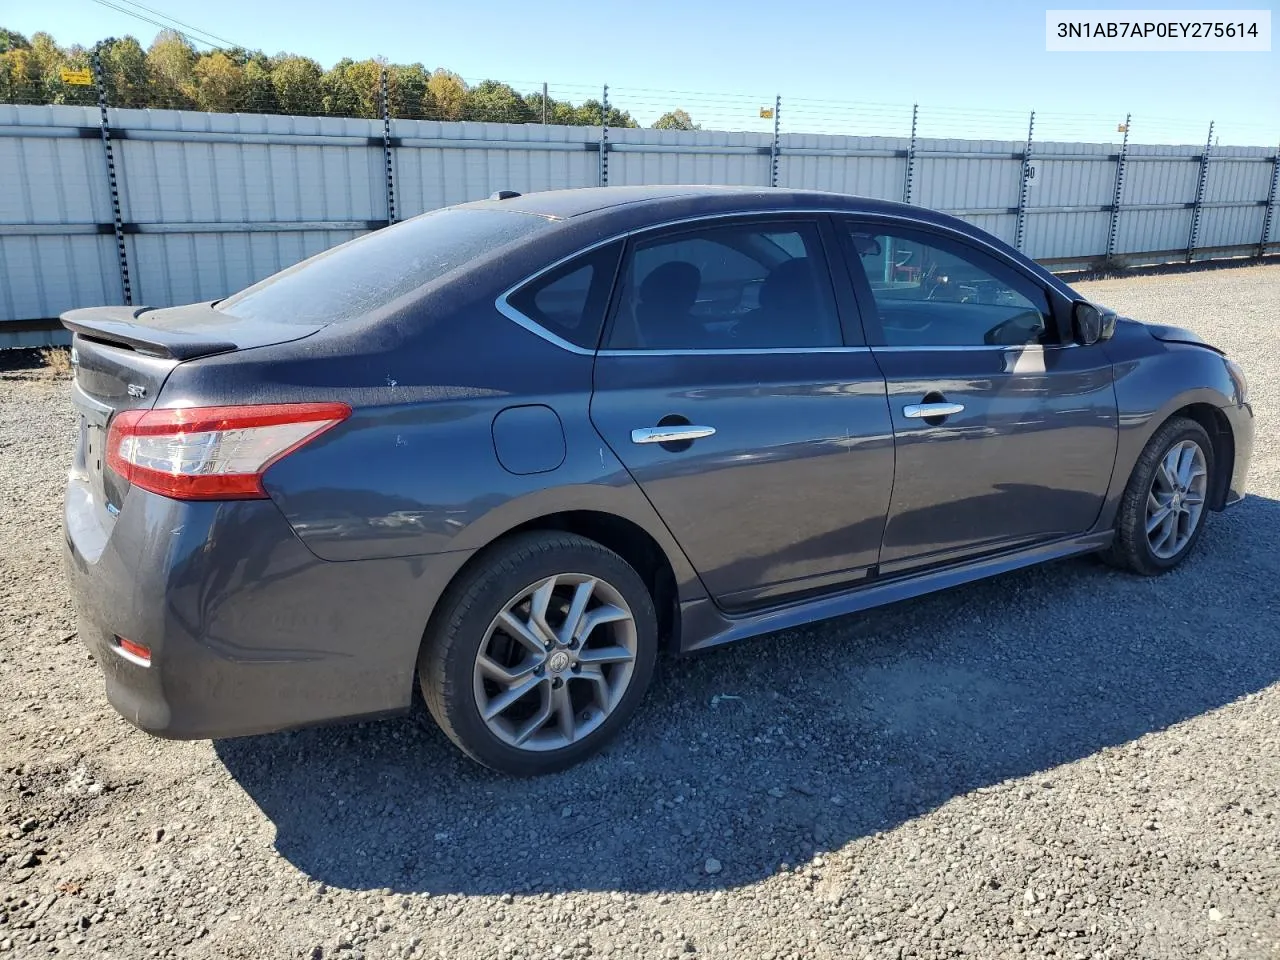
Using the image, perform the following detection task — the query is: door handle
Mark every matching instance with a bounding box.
[903,402,965,419]
[631,425,716,445]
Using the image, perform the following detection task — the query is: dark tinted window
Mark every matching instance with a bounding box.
[843,224,1050,347]
[218,208,548,325]
[506,243,621,349]
[632,237,765,293]
[607,220,840,350]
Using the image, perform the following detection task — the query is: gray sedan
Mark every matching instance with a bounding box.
[61,186,1253,775]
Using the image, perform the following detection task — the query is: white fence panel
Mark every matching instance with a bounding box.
[607,129,772,187]
[777,135,909,201]
[393,120,600,215]
[0,105,122,319]
[1,103,1277,328]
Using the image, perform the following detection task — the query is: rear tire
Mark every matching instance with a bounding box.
[419,531,657,775]
[1102,416,1214,576]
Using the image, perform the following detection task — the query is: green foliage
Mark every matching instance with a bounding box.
[97,36,149,107]
[146,29,197,109]
[0,47,42,104]
[320,58,359,117]
[193,52,244,112]
[466,80,532,124]
[0,29,30,54]
[271,55,322,115]
[242,55,277,113]
[0,24,652,126]
[427,69,467,121]
[390,63,432,119]
[576,99,639,129]
[652,108,699,131]
[608,107,638,128]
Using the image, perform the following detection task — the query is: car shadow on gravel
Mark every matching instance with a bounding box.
[215,494,1280,896]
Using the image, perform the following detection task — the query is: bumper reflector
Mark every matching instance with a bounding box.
[114,636,152,666]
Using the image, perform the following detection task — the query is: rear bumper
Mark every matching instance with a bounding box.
[64,480,472,739]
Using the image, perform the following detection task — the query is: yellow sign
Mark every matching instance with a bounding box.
[60,68,93,86]
[1117,123,1129,133]
[759,107,774,119]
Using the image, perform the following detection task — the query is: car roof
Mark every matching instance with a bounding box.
[459,185,931,222]
[455,186,1076,299]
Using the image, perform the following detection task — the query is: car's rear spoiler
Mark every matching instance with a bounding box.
[60,304,318,361]
[61,306,237,361]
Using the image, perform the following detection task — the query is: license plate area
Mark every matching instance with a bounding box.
[74,416,111,511]
[86,421,108,502]
[71,384,118,516]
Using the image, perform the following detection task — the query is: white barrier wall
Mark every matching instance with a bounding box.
[1,103,1277,327]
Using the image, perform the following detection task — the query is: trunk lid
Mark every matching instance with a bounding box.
[62,303,322,517]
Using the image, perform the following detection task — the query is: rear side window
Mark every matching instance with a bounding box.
[606,220,841,350]
[217,208,549,325]
[505,243,622,349]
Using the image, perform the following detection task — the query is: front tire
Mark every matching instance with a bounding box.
[419,531,658,775]
[1103,416,1214,575]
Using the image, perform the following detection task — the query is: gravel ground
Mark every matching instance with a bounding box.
[1,261,1278,960]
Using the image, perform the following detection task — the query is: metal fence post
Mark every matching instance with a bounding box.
[542,82,548,125]
[1105,113,1131,267]
[1014,111,1035,252]
[1258,138,1280,259]
[380,68,397,225]
[902,103,918,204]
[1186,120,1214,262]
[599,84,609,187]
[91,50,132,306]
[769,95,781,188]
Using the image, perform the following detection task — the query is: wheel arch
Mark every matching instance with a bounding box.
[1101,372,1237,532]
[425,486,702,657]
[419,511,682,661]
[1172,402,1235,510]
[504,511,682,652]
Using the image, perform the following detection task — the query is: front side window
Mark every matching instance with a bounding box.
[606,220,841,350]
[842,224,1051,348]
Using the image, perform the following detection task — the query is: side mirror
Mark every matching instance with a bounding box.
[1072,301,1116,345]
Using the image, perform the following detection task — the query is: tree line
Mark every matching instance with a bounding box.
[0,27,702,129]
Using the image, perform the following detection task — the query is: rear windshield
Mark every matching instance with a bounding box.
[216,208,549,325]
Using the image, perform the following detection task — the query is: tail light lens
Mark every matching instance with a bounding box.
[106,402,351,501]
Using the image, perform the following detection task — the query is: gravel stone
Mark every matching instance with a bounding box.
[1,262,1278,959]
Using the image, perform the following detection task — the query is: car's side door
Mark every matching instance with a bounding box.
[835,218,1119,573]
[588,215,895,611]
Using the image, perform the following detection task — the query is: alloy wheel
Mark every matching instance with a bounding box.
[473,573,638,751]
[1145,439,1208,560]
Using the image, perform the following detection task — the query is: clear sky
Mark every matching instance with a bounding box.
[4,0,1277,145]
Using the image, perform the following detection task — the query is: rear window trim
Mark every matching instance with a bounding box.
[497,235,628,356]
[495,207,1071,355]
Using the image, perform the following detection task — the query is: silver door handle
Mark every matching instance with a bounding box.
[903,402,965,419]
[631,425,717,445]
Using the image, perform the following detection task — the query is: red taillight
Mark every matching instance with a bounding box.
[105,402,351,501]
[114,636,151,665]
